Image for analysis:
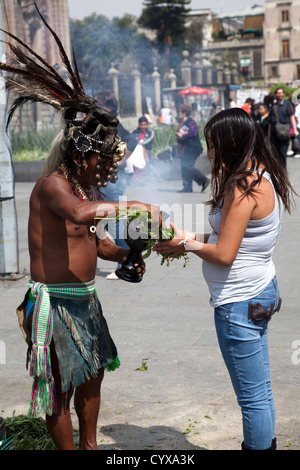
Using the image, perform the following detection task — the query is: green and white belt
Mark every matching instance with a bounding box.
[28,279,96,417]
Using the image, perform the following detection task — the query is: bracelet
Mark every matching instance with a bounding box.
[178,236,204,252]
[178,237,191,251]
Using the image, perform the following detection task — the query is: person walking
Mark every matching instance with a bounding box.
[292,102,300,158]
[154,108,296,450]
[176,104,210,193]
[269,87,299,168]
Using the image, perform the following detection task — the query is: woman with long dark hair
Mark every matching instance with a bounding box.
[154,108,296,450]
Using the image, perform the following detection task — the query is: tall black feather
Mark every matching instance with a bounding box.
[0,0,119,158]
[33,1,84,98]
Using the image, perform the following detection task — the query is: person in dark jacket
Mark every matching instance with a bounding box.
[257,102,270,137]
[176,104,210,193]
[128,116,155,185]
[268,87,298,168]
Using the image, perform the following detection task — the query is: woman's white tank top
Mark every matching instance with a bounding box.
[202,171,283,307]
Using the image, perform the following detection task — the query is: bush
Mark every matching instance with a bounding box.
[270,83,296,99]
[151,121,206,157]
[12,128,57,161]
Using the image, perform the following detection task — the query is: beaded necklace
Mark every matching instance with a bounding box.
[58,164,99,202]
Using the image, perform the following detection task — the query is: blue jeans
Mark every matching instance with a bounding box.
[214,278,281,450]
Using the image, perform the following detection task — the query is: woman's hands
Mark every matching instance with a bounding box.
[153,223,196,257]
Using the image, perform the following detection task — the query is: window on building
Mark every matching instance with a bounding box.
[271,66,278,77]
[297,65,300,80]
[282,40,290,58]
[253,50,262,77]
[281,10,289,22]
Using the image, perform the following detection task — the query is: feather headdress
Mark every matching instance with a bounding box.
[0,1,126,180]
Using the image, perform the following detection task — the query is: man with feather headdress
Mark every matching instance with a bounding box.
[2,2,160,450]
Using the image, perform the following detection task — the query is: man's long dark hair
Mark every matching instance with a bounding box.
[204,108,296,213]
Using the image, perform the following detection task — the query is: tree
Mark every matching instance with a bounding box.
[138,0,191,46]
[138,0,191,74]
[184,18,204,53]
[270,83,295,99]
[70,14,154,94]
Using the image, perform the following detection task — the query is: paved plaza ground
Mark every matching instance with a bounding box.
[0,156,300,451]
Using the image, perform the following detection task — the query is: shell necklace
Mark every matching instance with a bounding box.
[58,164,99,202]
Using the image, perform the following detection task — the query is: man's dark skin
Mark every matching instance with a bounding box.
[27,149,158,450]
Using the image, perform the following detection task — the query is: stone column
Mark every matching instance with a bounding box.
[108,64,120,102]
[169,69,177,89]
[132,66,142,116]
[206,68,213,85]
[223,61,231,85]
[152,66,161,114]
[194,53,203,85]
[217,65,224,85]
[231,63,239,85]
[180,51,191,87]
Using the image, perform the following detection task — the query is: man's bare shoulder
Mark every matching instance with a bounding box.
[33,170,70,197]
[30,171,74,216]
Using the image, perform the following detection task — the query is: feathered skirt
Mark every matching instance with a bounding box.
[22,291,120,394]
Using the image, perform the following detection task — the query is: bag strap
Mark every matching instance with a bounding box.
[273,104,279,123]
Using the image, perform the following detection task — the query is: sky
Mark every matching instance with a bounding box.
[68,0,265,20]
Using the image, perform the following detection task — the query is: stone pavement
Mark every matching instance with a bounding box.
[0,157,300,451]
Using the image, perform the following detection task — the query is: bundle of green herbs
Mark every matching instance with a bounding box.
[4,414,56,450]
[115,207,189,267]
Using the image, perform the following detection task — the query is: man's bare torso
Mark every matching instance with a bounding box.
[28,173,98,284]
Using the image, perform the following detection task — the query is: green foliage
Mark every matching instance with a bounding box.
[152,121,206,157]
[135,358,149,371]
[138,0,191,73]
[5,414,56,450]
[114,207,190,267]
[138,0,191,44]
[12,128,57,161]
[10,122,206,162]
[69,4,203,88]
[151,125,177,156]
[270,83,296,98]
[151,121,206,157]
[184,18,204,53]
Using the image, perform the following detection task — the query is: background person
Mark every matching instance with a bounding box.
[176,104,210,193]
[257,102,270,137]
[127,116,155,185]
[268,87,299,168]
[96,91,135,280]
[292,101,300,158]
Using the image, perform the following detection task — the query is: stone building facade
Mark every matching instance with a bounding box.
[1,0,71,132]
[200,1,300,88]
[201,5,265,87]
[264,0,300,85]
